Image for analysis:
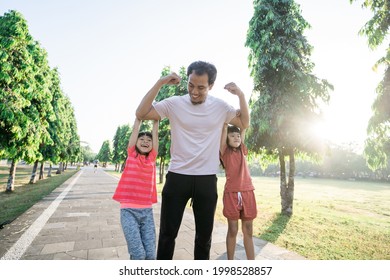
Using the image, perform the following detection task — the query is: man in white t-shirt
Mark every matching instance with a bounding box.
[136,61,250,260]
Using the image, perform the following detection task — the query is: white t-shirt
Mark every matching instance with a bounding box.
[154,94,236,175]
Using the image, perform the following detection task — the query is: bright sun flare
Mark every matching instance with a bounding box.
[310,108,369,148]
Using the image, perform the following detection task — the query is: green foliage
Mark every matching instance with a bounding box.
[41,69,69,164]
[245,0,333,157]
[0,10,81,189]
[112,124,131,166]
[0,10,42,161]
[350,0,389,50]
[350,0,390,170]
[80,144,96,163]
[97,140,112,165]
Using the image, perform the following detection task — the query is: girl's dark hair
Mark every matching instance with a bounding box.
[226,125,241,148]
[138,131,152,139]
[135,131,153,157]
[220,125,241,169]
[227,125,240,134]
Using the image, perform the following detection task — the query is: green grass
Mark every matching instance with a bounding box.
[214,176,390,260]
[0,165,35,192]
[0,165,78,227]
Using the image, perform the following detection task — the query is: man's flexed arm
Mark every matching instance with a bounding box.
[136,73,181,120]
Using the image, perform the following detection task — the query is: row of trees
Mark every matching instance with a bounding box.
[250,143,390,181]
[0,10,81,191]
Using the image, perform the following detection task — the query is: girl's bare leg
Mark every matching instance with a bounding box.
[242,220,255,260]
[226,219,239,260]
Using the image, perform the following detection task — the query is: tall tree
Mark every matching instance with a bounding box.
[0,11,51,190]
[66,109,81,165]
[27,43,55,184]
[349,0,390,171]
[55,95,80,173]
[112,124,131,172]
[80,143,96,165]
[245,0,333,215]
[42,68,67,177]
[97,140,112,167]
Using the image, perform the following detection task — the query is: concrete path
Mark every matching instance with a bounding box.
[0,166,305,260]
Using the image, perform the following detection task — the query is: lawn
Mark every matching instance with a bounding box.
[0,164,78,228]
[214,176,390,260]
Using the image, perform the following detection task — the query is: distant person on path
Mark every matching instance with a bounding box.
[94,161,98,173]
[112,118,159,260]
[136,60,250,260]
[220,123,257,260]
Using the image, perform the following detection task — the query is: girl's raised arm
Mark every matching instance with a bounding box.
[128,118,141,149]
[220,123,228,155]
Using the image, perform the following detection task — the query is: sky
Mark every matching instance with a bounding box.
[0,0,387,153]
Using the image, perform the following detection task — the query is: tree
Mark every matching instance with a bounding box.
[27,43,55,184]
[349,0,390,171]
[97,140,112,167]
[55,95,80,174]
[66,110,81,165]
[112,124,131,172]
[0,11,53,190]
[80,143,96,164]
[245,0,333,216]
[43,68,68,177]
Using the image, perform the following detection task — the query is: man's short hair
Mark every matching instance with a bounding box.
[187,61,217,85]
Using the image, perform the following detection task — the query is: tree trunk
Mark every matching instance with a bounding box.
[47,163,52,177]
[56,162,63,174]
[286,149,295,216]
[29,160,39,184]
[39,161,45,180]
[279,149,288,215]
[159,157,165,184]
[160,163,165,184]
[6,159,17,192]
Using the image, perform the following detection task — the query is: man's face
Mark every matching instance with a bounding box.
[187,72,213,105]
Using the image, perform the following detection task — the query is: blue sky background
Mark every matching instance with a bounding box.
[0,0,387,153]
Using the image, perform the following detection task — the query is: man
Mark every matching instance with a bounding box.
[136,61,249,259]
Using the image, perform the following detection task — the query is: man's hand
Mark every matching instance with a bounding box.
[224,82,244,97]
[160,72,181,86]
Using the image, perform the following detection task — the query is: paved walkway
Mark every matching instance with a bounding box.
[0,167,305,260]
